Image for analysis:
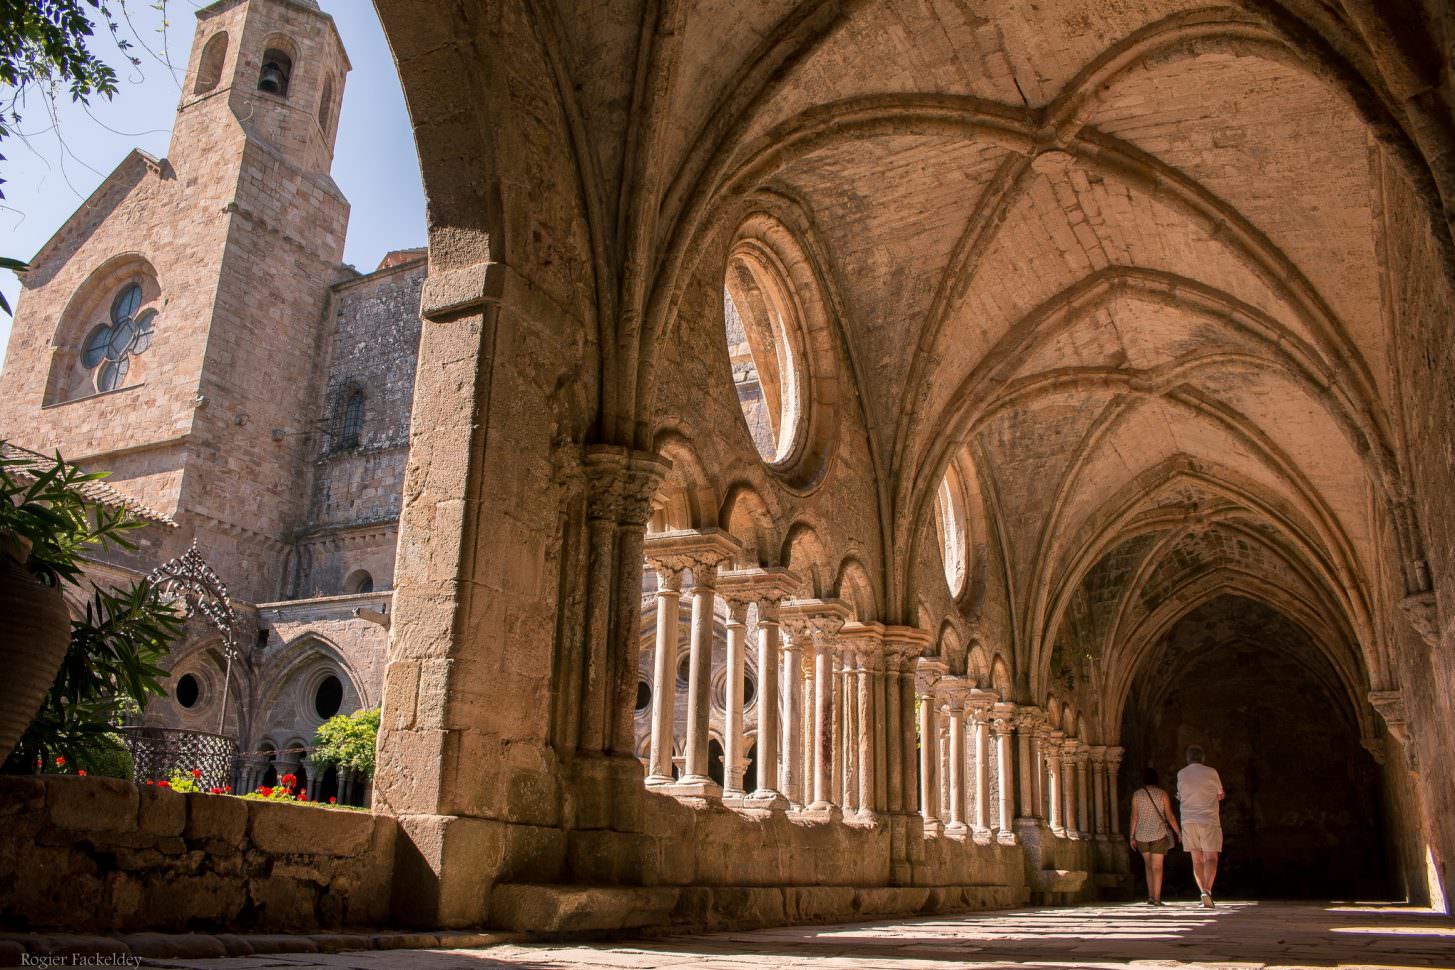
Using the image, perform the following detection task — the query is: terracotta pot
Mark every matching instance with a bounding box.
[0,553,72,762]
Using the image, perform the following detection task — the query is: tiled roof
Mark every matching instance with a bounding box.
[1,442,177,527]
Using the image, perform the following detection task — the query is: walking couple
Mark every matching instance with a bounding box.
[1128,745,1224,908]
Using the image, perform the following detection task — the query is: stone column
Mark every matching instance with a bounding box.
[714,572,802,812]
[800,647,815,804]
[969,691,994,841]
[1090,745,1108,837]
[780,630,804,807]
[1061,740,1080,838]
[1014,708,1041,822]
[1045,731,1065,836]
[993,703,1016,844]
[843,659,859,812]
[644,562,683,786]
[857,647,878,818]
[1075,746,1091,837]
[887,628,930,818]
[917,659,947,835]
[678,560,722,796]
[722,600,750,797]
[884,654,903,815]
[832,655,845,807]
[1031,722,1048,820]
[1107,746,1125,835]
[810,636,836,812]
[873,656,890,814]
[943,685,968,836]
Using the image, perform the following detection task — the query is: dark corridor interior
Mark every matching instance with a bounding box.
[1119,595,1391,900]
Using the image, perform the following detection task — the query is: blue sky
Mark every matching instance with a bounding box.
[0,0,426,368]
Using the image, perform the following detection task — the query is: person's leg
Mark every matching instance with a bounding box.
[1203,850,1219,896]
[1190,850,1208,894]
[1141,850,1155,902]
[1149,853,1165,903]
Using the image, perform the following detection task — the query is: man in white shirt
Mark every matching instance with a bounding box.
[1177,745,1225,908]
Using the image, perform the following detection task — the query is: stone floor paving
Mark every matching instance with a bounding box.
[140,902,1455,970]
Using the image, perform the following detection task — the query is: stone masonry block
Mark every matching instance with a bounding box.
[185,792,248,846]
[137,786,186,837]
[249,801,375,857]
[47,776,138,834]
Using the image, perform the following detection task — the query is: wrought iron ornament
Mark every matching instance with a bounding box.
[147,541,241,734]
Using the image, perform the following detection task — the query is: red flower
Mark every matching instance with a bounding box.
[257,786,273,797]
[224,785,232,793]
[280,773,298,788]
[328,797,337,804]
[299,793,308,802]
[191,768,202,778]
[77,769,87,777]
[55,756,66,767]
[146,780,155,786]
[158,780,170,788]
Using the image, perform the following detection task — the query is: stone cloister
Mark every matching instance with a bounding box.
[360,0,1455,932]
[8,0,1455,948]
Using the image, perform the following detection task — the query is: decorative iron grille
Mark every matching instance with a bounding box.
[121,726,238,791]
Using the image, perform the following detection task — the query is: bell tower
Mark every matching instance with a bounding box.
[172,0,350,175]
[0,0,354,602]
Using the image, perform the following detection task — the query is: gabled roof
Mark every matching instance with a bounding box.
[25,149,166,275]
[1,441,176,527]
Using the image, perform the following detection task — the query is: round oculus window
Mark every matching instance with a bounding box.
[635,680,652,713]
[176,673,200,709]
[314,674,343,719]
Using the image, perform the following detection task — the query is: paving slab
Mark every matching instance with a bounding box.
[4,901,1427,970]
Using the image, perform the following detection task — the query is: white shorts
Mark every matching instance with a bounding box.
[1182,821,1223,853]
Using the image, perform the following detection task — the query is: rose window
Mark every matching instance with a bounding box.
[81,283,156,392]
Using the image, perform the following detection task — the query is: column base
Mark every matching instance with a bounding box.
[660,776,722,800]
[799,803,843,823]
[972,826,993,844]
[1049,825,1067,838]
[922,818,944,837]
[996,830,1018,846]
[644,774,676,788]
[739,790,790,814]
[945,821,969,838]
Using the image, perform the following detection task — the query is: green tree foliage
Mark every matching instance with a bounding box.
[0,0,140,136]
[2,445,181,773]
[310,708,380,778]
[0,1,158,313]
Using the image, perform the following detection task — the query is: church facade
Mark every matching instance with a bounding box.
[0,0,423,800]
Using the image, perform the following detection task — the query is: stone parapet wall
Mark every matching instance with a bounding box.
[0,776,1111,937]
[0,776,396,934]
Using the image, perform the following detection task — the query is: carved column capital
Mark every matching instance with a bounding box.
[780,598,854,648]
[642,528,741,591]
[1014,706,1046,732]
[718,566,803,619]
[991,701,1016,734]
[1106,745,1125,768]
[838,620,886,669]
[883,625,933,670]
[937,677,968,714]
[1088,744,1108,765]
[916,657,949,695]
[584,446,670,525]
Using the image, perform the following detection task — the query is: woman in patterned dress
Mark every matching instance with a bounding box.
[1128,766,1182,905]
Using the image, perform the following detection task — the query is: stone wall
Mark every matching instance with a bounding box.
[0,776,396,933]
[1381,150,1455,904]
[291,258,424,597]
[1,775,1109,936]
